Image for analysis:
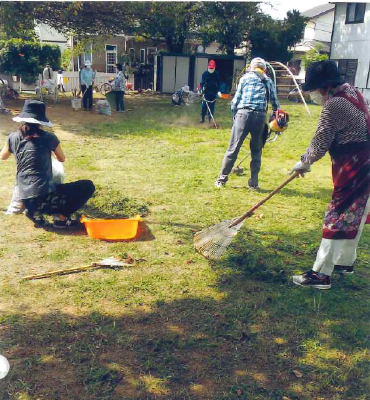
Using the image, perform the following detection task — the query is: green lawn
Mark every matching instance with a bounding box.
[0,94,369,400]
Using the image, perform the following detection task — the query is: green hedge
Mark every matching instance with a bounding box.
[0,39,61,84]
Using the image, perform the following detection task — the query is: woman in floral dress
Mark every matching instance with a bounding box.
[290,60,370,289]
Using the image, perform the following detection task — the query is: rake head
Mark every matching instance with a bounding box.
[193,217,245,259]
[232,166,244,175]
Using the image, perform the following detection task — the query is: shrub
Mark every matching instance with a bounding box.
[0,39,61,84]
[301,43,329,70]
[61,49,71,71]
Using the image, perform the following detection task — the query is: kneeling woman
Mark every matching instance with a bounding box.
[0,100,95,228]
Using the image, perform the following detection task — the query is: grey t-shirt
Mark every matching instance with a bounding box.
[7,130,60,199]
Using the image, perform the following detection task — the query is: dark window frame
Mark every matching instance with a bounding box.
[332,59,358,86]
[366,62,370,89]
[345,3,366,24]
[140,49,146,64]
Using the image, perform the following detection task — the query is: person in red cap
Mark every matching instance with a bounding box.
[199,59,221,123]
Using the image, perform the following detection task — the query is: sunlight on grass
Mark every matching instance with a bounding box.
[0,95,369,400]
[140,374,170,395]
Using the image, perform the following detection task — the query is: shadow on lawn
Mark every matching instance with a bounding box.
[1,284,369,400]
[1,228,369,400]
[224,178,332,200]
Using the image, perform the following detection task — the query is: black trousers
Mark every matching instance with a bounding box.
[115,91,125,111]
[23,180,95,218]
[81,85,93,110]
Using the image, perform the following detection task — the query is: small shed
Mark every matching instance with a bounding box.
[154,52,246,94]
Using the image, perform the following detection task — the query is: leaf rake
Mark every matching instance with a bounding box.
[194,172,300,259]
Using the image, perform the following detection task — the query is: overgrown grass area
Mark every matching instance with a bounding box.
[0,94,369,400]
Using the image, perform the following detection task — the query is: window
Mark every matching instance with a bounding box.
[346,3,366,24]
[335,59,358,86]
[105,45,117,73]
[84,43,93,65]
[129,48,135,63]
[140,49,146,64]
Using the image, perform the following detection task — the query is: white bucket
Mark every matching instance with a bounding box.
[71,98,81,110]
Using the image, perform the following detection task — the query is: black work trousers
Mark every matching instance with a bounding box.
[23,180,95,218]
[81,85,93,110]
[115,91,125,111]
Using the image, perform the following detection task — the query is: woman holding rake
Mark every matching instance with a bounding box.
[290,60,370,290]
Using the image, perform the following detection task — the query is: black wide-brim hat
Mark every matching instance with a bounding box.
[13,100,52,127]
[302,60,344,91]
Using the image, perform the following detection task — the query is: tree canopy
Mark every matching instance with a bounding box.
[249,10,308,62]
[0,1,307,59]
[0,1,140,38]
[135,2,199,53]
[0,2,36,40]
[197,2,262,55]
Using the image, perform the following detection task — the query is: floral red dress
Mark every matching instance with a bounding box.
[322,86,370,239]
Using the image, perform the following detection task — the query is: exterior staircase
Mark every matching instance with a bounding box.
[269,61,296,98]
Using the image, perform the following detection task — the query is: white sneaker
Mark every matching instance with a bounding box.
[214,180,226,188]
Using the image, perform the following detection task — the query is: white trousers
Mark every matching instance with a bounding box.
[313,196,370,276]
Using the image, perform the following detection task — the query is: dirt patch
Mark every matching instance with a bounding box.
[0,95,128,137]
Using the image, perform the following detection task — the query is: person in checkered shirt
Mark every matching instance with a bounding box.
[215,57,279,190]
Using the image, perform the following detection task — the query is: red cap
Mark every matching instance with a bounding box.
[208,60,216,69]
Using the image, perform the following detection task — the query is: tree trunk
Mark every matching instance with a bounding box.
[226,46,235,55]
[166,37,185,53]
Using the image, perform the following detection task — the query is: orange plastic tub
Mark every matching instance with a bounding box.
[80,215,142,240]
[221,93,230,100]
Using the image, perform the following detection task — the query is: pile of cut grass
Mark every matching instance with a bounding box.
[82,185,150,219]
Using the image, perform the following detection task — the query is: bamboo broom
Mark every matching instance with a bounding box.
[194,172,300,259]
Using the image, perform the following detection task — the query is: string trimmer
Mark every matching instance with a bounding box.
[203,96,218,129]
[232,130,281,174]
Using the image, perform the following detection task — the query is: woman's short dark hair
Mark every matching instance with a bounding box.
[116,63,123,71]
[20,123,43,138]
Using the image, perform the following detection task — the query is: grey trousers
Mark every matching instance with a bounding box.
[219,109,267,186]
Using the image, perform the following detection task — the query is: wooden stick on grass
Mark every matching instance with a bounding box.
[21,259,133,280]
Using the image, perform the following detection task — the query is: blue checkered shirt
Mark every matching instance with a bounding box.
[231,72,279,113]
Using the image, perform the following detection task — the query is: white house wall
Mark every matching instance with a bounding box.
[331,2,370,97]
[194,58,209,91]
[304,12,334,42]
[174,57,190,90]
[35,23,69,52]
[233,59,246,84]
[162,56,177,93]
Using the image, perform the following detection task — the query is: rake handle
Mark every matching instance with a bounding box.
[229,171,300,227]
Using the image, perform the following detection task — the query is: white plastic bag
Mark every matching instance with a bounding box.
[5,185,24,215]
[96,99,112,115]
[5,159,65,215]
[52,158,65,184]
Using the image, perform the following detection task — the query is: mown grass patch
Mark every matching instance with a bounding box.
[0,94,369,400]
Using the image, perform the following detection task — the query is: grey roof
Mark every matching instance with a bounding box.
[301,3,335,18]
